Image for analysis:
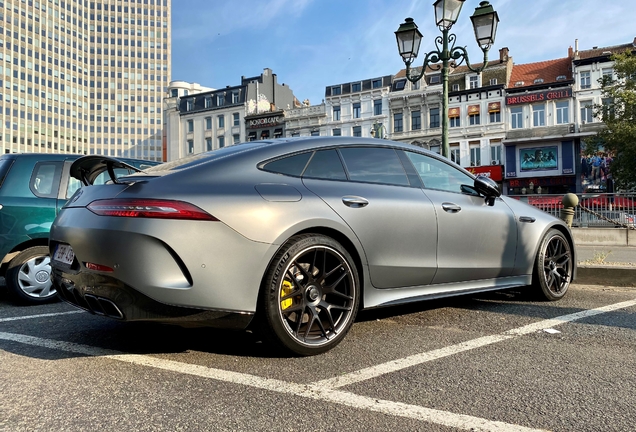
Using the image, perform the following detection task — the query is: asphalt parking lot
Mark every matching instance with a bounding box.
[1,283,635,432]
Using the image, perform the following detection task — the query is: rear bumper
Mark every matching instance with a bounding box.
[53,268,254,329]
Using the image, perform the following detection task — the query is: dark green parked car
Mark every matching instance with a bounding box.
[0,153,160,304]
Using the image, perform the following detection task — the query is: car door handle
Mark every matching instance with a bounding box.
[342,196,369,208]
[442,202,461,213]
[519,216,536,223]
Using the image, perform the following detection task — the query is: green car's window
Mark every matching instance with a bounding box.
[406,151,473,193]
[30,162,63,198]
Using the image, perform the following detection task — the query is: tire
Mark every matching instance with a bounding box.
[258,234,360,356]
[532,229,573,301]
[6,246,58,304]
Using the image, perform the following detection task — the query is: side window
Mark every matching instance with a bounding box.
[339,147,409,186]
[302,149,347,180]
[30,162,63,198]
[66,177,83,199]
[262,152,312,177]
[405,151,473,193]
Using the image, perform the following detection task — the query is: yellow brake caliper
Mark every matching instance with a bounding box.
[280,280,294,310]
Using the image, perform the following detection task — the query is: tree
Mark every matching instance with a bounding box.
[590,51,636,190]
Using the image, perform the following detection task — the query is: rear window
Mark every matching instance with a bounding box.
[0,159,15,189]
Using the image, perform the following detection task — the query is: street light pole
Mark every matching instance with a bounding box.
[395,0,499,159]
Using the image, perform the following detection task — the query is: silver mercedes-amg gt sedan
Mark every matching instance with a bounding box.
[50,137,576,356]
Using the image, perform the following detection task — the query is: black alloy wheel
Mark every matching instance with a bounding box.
[533,229,573,301]
[259,234,359,356]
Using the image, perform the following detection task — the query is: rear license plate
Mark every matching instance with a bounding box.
[54,244,75,265]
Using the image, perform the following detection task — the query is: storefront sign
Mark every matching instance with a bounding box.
[508,176,575,188]
[247,116,283,128]
[520,146,558,172]
[466,165,503,181]
[505,88,572,105]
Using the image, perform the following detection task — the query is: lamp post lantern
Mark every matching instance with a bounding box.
[370,121,388,139]
[395,0,499,159]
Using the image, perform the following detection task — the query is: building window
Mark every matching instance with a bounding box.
[412,80,421,90]
[217,94,225,105]
[452,84,460,91]
[393,80,406,91]
[450,144,460,165]
[533,104,545,127]
[580,71,591,89]
[233,112,240,126]
[556,101,569,124]
[511,107,523,129]
[430,75,441,84]
[469,143,481,166]
[186,99,193,111]
[333,106,341,121]
[218,115,225,128]
[469,75,479,89]
[489,111,501,123]
[187,139,194,154]
[602,98,615,120]
[352,126,362,137]
[206,137,212,151]
[311,130,320,136]
[411,110,421,130]
[353,102,361,119]
[232,92,239,103]
[333,128,341,136]
[602,68,614,83]
[171,89,178,97]
[233,134,240,144]
[205,117,212,130]
[374,99,382,116]
[205,97,212,108]
[430,107,440,128]
[469,114,480,125]
[450,117,460,127]
[187,119,194,132]
[580,102,593,123]
[490,142,502,164]
[332,86,341,95]
[393,113,403,133]
[372,79,382,88]
[489,78,497,85]
[352,82,361,92]
[218,136,225,148]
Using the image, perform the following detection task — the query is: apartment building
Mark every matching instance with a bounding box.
[0,0,171,161]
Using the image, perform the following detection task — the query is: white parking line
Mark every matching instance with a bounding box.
[0,310,83,323]
[1,299,634,431]
[0,331,546,432]
[314,299,636,389]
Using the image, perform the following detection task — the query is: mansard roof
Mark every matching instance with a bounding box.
[508,57,572,89]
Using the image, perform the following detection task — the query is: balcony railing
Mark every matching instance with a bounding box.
[509,193,636,229]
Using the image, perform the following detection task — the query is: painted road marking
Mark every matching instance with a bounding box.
[314,298,636,389]
[0,310,83,323]
[0,331,546,432]
[1,299,634,431]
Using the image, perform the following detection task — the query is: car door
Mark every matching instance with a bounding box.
[302,147,438,289]
[404,151,518,284]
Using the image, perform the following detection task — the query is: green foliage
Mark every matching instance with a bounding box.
[592,51,636,190]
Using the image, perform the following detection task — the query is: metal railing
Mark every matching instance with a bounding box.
[508,193,636,229]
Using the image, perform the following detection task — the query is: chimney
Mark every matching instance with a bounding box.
[499,47,509,62]
[568,46,573,58]
[575,39,579,55]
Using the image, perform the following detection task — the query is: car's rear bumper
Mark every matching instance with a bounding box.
[53,268,254,329]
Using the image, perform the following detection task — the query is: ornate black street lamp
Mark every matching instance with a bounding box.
[370,121,388,139]
[395,0,499,158]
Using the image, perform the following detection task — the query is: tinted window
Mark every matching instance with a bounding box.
[406,151,473,193]
[303,150,347,180]
[30,162,63,198]
[263,152,312,176]
[339,147,409,186]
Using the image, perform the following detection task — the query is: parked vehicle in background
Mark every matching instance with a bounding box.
[0,153,160,304]
[50,137,576,356]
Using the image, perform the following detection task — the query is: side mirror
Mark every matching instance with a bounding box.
[474,175,500,206]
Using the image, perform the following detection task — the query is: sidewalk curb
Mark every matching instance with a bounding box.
[575,265,636,287]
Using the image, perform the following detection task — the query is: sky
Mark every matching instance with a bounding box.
[171,0,636,106]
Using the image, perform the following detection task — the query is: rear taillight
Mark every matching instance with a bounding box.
[87,199,218,221]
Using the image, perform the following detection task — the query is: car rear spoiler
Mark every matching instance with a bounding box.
[70,155,144,186]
